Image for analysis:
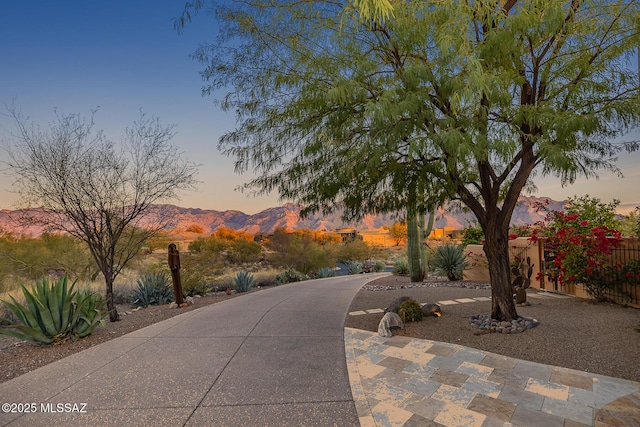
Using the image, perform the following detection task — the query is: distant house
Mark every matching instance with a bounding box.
[334,228,361,243]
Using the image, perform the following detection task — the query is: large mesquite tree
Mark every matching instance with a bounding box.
[179,0,640,321]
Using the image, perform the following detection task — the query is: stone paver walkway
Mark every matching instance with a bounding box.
[345,328,640,427]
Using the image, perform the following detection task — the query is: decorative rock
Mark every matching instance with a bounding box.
[469,313,539,334]
[169,302,178,309]
[364,281,491,291]
[378,312,404,337]
[185,296,195,305]
[384,296,411,314]
[422,303,442,317]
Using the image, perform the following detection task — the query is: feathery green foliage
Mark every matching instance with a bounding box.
[183,0,640,321]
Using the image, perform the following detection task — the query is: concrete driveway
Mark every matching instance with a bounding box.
[0,273,387,427]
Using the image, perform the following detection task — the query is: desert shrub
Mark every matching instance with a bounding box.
[398,298,423,322]
[130,272,174,307]
[0,275,106,344]
[226,238,262,264]
[393,258,409,275]
[185,224,205,233]
[461,223,484,246]
[374,261,386,272]
[252,269,279,287]
[531,197,626,301]
[336,239,371,262]
[234,270,255,292]
[267,229,334,274]
[0,233,94,292]
[314,267,337,278]
[188,229,261,266]
[346,261,363,274]
[275,268,308,285]
[179,253,221,296]
[182,279,210,297]
[111,285,135,305]
[431,243,468,281]
[361,260,377,273]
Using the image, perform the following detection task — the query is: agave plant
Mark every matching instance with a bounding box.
[73,286,107,338]
[131,272,174,307]
[314,267,337,278]
[0,275,105,344]
[275,268,309,285]
[346,261,363,275]
[234,270,255,293]
[431,243,469,281]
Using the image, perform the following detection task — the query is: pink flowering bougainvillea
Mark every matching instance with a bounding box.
[530,203,624,302]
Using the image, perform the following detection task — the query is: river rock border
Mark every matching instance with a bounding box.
[469,313,539,334]
[363,281,491,291]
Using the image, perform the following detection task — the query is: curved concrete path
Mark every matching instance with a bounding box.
[0,274,386,427]
[2,275,640,427]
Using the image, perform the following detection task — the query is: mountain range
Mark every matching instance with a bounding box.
[0,196,565,237]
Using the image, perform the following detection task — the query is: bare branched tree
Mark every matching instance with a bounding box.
[2,107,199,321]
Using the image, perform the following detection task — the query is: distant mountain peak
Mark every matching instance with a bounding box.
[0,196,566,237]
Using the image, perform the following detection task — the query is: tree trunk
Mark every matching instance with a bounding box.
[419,208,435,278]
[105,275,120,322]
[407,208,423,282]
[483,228,518,321]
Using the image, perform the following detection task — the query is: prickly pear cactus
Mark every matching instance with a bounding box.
[512,256,534,304]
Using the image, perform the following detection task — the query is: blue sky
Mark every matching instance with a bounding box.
[0,1,638,214]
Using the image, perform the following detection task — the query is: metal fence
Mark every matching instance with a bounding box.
[540,238,640,306]
[600,240,640,306]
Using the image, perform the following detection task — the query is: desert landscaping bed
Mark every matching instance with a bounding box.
[345,275,640,382]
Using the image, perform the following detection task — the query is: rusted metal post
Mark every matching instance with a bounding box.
[168,243,184,306]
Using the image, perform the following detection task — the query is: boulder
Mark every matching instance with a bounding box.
[422,303,442,317]
[384,296,411,314]
[377,312,404,337]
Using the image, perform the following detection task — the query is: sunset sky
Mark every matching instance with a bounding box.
[1,1,639,214]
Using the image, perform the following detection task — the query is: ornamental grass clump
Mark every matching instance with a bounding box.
[0,275,106,344]
[392,257,409,275]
